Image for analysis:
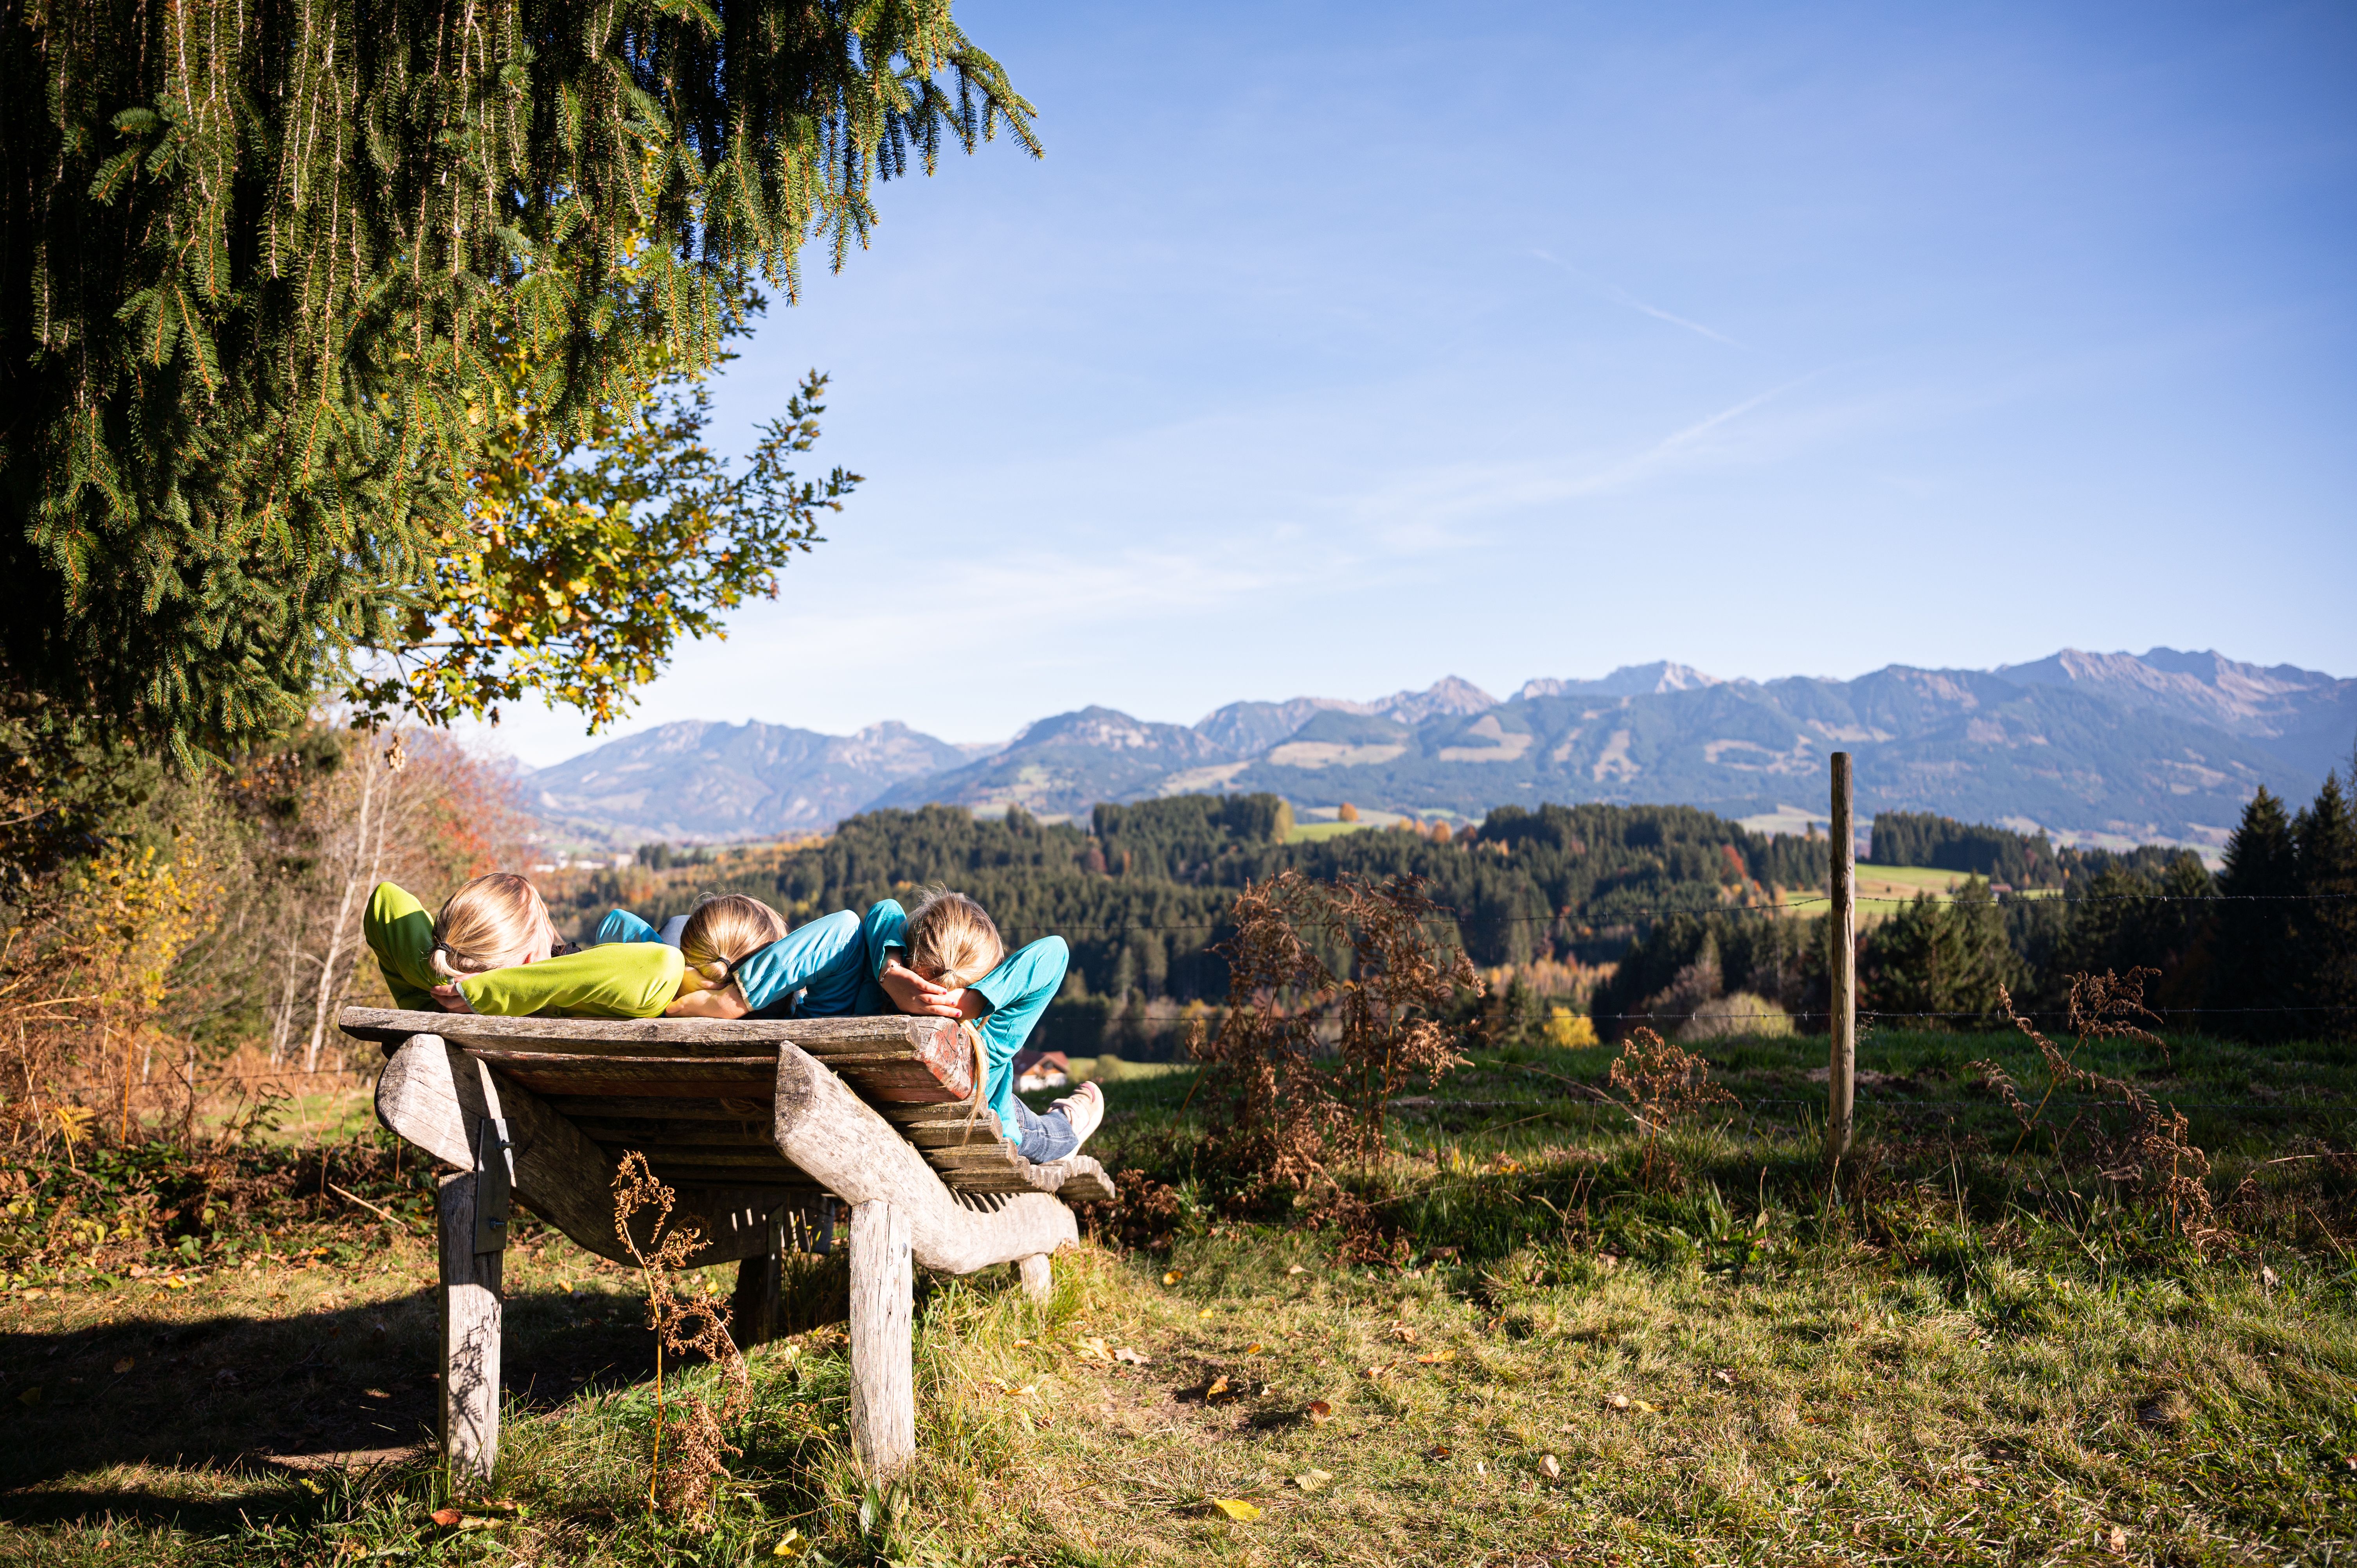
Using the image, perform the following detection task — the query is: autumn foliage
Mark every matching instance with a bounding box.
[1191,871,1479,1193]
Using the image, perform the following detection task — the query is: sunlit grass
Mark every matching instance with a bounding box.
[2,1027,2351,1564]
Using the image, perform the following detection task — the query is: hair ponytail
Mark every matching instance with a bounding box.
[431,874,552,978]
[679,895,790,990]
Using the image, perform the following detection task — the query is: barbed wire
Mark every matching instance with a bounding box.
[984,884,2353,939]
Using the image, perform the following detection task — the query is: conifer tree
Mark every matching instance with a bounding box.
[2207,787,2298,1039]
[1,0,1035,756]
[2292,773,2357,1040]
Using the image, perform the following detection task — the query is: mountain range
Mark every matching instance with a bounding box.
[523,648,2356,852]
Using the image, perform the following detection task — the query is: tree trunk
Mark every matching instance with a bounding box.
[304,747,378,1074]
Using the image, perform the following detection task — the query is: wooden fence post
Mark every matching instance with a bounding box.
[1827,751,1857,1166]
[438,1171,503,1487]
[848,1200,916,1476]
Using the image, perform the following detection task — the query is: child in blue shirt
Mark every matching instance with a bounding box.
[598,890,1100,1163]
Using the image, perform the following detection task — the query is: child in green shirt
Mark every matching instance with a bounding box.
[365,874,681,1019]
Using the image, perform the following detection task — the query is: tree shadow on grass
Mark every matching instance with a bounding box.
[0,1286,664,1525]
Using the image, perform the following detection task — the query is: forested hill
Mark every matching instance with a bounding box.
[547,792,2162,1013]
[550,795,1820,1001]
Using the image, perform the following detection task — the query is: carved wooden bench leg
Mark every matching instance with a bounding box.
[1018,1253,1053,1305]
[732,1209,785,1348]
[847,1200,915,1476]
[437,1171,503,1487]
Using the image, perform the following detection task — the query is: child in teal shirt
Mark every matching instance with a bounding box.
[602,889,1102,1161]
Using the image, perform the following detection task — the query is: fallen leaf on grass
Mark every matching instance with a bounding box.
[1211,1498,1260,1522]
[1606,1394,1630,1410]
[772,1527,809,1558]
[2101,1524,2128,1555]
[16,1387,39,1406]
[1424,1444,1452,1461]
[1246,1342,1264,1354]
[1164,1270,1185,1285]
[112,1358,133,1374]
[1415,1350,1455,1364]
[1205,1376,1232,1401]
[1539,1454,1562,1480]
[1294,1469,1333,1492]
[1634,1400,1659,1414]
[298,1478,324,1495]
[1287,1264,1307,1276]
[1113,1347,1150,1365]
[1198,1308,1214,1319]
[1075,1336,1115,1363]
[1306,1400,1334,1425]
[1363,1363,1395,1381]
[1012,1338,1032,1348]
[1389,1324,1419,1344]
[429,1509,463,1528]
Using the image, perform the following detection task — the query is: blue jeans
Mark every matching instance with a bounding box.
[1012,1101,1078,1164]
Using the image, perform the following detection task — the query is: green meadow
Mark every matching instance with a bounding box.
[2,1024,2350,1566]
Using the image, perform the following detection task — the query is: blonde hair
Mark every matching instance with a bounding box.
[679,894,790,984]
[905,887,1005,988]
[431,873,551,979]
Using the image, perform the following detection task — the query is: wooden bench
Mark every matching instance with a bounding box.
[341,1006,1117,1480]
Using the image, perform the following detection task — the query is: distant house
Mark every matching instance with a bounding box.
[1014,1050,1069,1092]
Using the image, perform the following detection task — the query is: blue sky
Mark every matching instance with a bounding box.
[484,0,2357,768]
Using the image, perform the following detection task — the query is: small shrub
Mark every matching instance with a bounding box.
[1605,1027,1736,1188]
[1972,970,2226,1253]
[611,1151,750,1518]
[1543,1008,1599,1049]
[1676,991,1791,1042]
[1192,870,1478,1194]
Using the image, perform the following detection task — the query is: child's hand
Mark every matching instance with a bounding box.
[880,960,961,1018]
[430,983,476,1014]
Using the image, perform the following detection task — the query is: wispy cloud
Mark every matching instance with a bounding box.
[1530,250,1747,348]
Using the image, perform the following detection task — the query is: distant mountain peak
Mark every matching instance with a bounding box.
[1372,675,1499,724]
[1994,647,2347,741]
[526,648,2350,851]
[1518,661,1724,700]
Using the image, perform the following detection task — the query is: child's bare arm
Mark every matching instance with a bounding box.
[665,984,749,1019]
[880,958,962,1018]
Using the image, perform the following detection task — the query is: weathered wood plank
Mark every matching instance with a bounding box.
[345,1006,938,1050]
[1035,1160,1118,1205]
[573,1123,778,1147]
[344,1007,974,1100]
[769,1044,1079,1274]
[546,1095,772,1121]
[439,1172,502,1487]
[376,1037,775,1266]
[848,1201,915,1476]
[593,1145,802,1169]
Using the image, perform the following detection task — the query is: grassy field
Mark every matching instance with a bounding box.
[1285,821,1377,844]
[1,1025,2351,1565]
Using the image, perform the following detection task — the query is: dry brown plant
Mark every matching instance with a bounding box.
[611,1151,750,1518]
[1971,970,2226,1252]
[1604,1027,1737,1188]
[1192,871,1480,1194]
